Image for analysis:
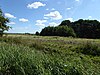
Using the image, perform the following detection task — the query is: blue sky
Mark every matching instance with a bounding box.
[0,0,100,33]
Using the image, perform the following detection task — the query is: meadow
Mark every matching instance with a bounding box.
[0,34,100,75]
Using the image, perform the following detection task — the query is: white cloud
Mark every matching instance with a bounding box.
[19,18,29,22]
[49,22,59,26]
[44,17,49,19]
[5,13,16,19]
[66,18,74,22]
[36,20,47,27]
[36,20,47,32]
[46,8,55,11]
[46,8,49,10]
[27,2,46,9]
[88,16,92,19]
[44,11,62,20]
[67,8,71,10]
[8,22,16,25]
[75,0,80,2]
[51,8,55,10]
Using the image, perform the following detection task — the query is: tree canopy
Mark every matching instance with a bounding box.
[40,26,76,37]
[40,19,100,38]
[0,9,10,36]
[59,19,100,38]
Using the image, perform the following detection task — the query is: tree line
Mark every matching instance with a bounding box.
[40,26,76,37]
[40,19,100,39]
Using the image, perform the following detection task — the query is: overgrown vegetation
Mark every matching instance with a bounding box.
[74,42,100,56]
[0,35,100,75]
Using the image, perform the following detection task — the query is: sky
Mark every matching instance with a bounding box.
[0,0,100,33]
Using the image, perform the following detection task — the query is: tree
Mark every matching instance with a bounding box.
[0,9,10,36]
[35,31,40,35]
[40,26,76,37]
[59,19,100,38]
[59,20,72,27]
[40,26,55,36]
[72,19,100,38]
[40,19,100,38]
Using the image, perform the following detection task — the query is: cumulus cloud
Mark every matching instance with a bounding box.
[44,11,62,20]
[36,20,47,27]
[8,22,16,25]
[5,13,16,19]
[19,18,29,22]
[49,22,59,26]
[44,17,49,19]
[66,18,74,22]
[27,2,46,9]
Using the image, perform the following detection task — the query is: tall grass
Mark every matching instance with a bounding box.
[0,36,100,75]
[72,42,100,56]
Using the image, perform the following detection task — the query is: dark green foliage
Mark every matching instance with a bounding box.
[40,26,76,37]
[59,20,72,27]
[0,9,10,37]
[74,42,100,56]
[40,19,100,38]
[59,19,100,38]
[35,31,40,35]
[40,26,55,36]
[25,33,31,35]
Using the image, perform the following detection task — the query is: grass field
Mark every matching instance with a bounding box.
[0,35,100,75]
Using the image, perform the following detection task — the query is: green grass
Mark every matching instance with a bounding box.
[0,35,100,75]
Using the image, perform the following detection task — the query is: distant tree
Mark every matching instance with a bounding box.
[40,26,55,36]
[35,31,40,35]
[0,9,10,37]
[40,19,100,38]
[59,19,100,38]
[25,33,31,35]
[40,26,76,37]
[56,26,76,37]
[72,19,100,38]
[59,20,72,27]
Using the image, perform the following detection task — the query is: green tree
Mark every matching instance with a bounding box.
[0,9,10,36]
[59,20,72,27]
[35,31,40,35]
[40,26,76,37]
[60,19,100,38]
[40,26,55,36]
